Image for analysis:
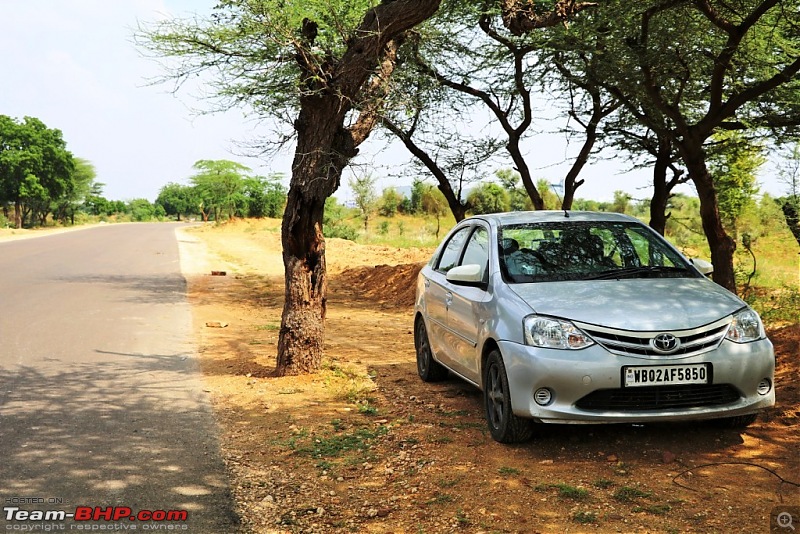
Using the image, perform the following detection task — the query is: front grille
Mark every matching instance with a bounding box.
[577,318,730,359]
[575,384,742,411]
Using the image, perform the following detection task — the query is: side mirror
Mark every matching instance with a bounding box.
[690,258,714,277]
[446,264,484,285]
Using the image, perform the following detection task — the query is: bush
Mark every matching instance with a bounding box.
[467,182,510,214]
[323,197,358,241]
[379,187,404,217]
[325,221,359,241]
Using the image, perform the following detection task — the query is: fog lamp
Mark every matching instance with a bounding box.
[757,379,771,396]
[534,388,553,406]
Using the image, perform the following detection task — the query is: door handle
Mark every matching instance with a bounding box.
[445,292,453,306]
[424,279,431,288]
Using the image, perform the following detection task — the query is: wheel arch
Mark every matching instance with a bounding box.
[479,338,501,390]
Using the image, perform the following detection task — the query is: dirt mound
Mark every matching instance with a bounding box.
[333,262,425,308]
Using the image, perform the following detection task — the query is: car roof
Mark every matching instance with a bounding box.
[467,210,641,227]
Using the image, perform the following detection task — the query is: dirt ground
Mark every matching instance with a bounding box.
[179,219,799,534]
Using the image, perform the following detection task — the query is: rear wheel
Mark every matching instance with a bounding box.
[483,349,533,443]
[415,317,448,382]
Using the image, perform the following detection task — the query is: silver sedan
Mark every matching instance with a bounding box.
[414,211,775,443]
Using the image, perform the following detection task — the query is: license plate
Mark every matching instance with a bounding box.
[623,364,709,387]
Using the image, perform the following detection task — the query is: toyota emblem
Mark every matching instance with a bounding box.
[651,333,680,353]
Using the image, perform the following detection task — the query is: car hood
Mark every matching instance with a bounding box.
[510,278,744,331]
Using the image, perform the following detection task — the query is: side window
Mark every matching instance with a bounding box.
[460,226,489,280]
[436,226,472,273]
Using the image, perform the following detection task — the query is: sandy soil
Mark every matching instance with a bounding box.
[179,219,799,534]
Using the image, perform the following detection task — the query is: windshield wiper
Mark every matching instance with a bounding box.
[584,265,691,280]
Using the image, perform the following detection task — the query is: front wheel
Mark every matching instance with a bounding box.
[415,317,448,382]
[483,349,533,443]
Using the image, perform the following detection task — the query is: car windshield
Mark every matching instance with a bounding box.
[499,220,697,283]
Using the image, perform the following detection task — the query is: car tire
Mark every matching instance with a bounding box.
[415,317,448,382]
[713,413,758,429]
[483,349,533,443]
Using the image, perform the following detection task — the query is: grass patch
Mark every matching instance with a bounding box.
[634,503,672,515]
[498,466,521,476]
[438,409,470,417]
[357,401,379,416]
[293,426,388,459]
[427,493,454,505]
[455,508,470,526]
[554,483,589,500]
[614,486,652,503]
[256,323,280,331]
[593,478,614,489]
[573,511,598,524]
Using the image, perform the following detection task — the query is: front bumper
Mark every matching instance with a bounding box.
[498,337,775,424]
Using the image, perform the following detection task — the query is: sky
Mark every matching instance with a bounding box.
[0,1,790,204]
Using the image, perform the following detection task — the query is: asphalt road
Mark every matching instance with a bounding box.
[0,223,239,532]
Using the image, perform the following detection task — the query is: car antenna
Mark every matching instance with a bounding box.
[563,209,569,218]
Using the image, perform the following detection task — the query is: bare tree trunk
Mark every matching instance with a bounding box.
[781,201,800,247]
[276,0,441,376]
[681,143,737,293]
[14,200,22,229]
[649,156,670,236]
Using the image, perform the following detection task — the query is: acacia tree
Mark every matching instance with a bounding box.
[190,159,251,221]
[377,1,601,220]
[349,174,377,232]
[140,0,442,375]
[156,182,198,221]
[557,0,800,292]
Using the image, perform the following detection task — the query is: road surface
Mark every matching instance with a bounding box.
[0,223,239,532]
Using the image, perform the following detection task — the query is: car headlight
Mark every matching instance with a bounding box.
[524,315,594,350]
[725,308,764,343]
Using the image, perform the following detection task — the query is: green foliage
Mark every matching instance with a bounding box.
[323,197,358,241]
[349,174,377,232]
[379,187,404,217]
[554,483,589,500]
[243,174,287,218]
[293,425,388,459]
[573,511,598,524]
[421,187,447,216]
[127,198,157,222]
[467,182,510,214]
[611,190,632,214]
[138,0,390,125]
[156,182,198,221]
[191,159,252,221]
[0,115,75,227]
[613,486,651,503]
[409,178,428,214]
[708,132,765,235]
[497,169,533,211]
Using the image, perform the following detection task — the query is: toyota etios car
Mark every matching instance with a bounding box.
[413,211,775,443]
